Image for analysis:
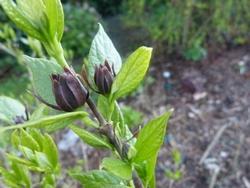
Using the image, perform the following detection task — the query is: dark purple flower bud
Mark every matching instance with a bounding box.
[94,60,115,95]
[50,68,89,112]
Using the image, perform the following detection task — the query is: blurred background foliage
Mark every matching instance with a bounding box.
[122,0,250,60]
[1,0,250,96]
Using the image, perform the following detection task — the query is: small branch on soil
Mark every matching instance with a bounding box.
[199,123,232,165]
[209,167,220,188]
[233,132,244,172]
[243,176,250,188]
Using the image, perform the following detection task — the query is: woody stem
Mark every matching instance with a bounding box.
[86,97,106,127]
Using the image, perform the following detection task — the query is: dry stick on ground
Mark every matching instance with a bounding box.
[209,167,220,188]
[233,132,244,172]
[243,177,250,188]
[199,123,233,165]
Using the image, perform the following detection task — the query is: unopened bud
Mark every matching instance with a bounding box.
[51,68,89,112]
[94,60,114,95]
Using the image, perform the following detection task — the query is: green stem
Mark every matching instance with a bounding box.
[43,37,69,68]
[115,101,125,135]
[51,38,68,68]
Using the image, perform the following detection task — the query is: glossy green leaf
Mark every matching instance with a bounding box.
[0,111,87,133]
[111,46,152,101]
[69,125,112,149]
[0,0,44,40]
[24,55,63,105]
[0,96,26,124]
[101,158,132,180]
[43,0,64,41]
[69,170,128,188]
[134,111,172,163]
[87,24,122,85]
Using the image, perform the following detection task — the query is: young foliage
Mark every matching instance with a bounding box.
[69,170,129,188]
[111,47,152,101]
[87,24,122,88]
[0,129,60,187]
[0,3,173,188]
[69,124,112,149]
[0,111,87,133]
[133,111,172,163]
[25,56,63,105]
[101,157,132,180]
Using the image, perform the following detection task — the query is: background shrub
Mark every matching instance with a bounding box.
[122,0,250,60]
[62,3,101,59]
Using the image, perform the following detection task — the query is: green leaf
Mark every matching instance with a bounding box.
[69,125,112,149]
[20,129,40,151]
[0,0,44,40]
[43,134,59,170]
[69,170,128,188]
[30,104,47,121]
[146,155,157,188]
[55,0,64,41]
[11,162,31,187]
[97,95,111,120]
[11,130,20,148]
[34,151,52,170]
[172,148,182,166]
[134,111,172,163]
[43,0,64,41]
[0,167,20,188]
[0,96,26,124]
[28,129,45,150]
[111,46,152,101]
[24,55,63,105]
[101,158,132,180]
[18,145,35,162]
[97,96,127,136]
[0,111,87,133]
[88,24,122,85]
[7,154,33,167]
[134,155,157,188]
[165,170,182,181]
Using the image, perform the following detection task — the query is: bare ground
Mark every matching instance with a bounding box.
[129,47,250,188]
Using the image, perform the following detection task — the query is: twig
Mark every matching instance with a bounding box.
[209,167,220,188]
[86,97,106,127]
[243,177,250,188]
[233,132,244,172]
[132,172,143,188]
[199,123,231,164]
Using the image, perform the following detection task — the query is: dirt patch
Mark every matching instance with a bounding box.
[126,46,250,188]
